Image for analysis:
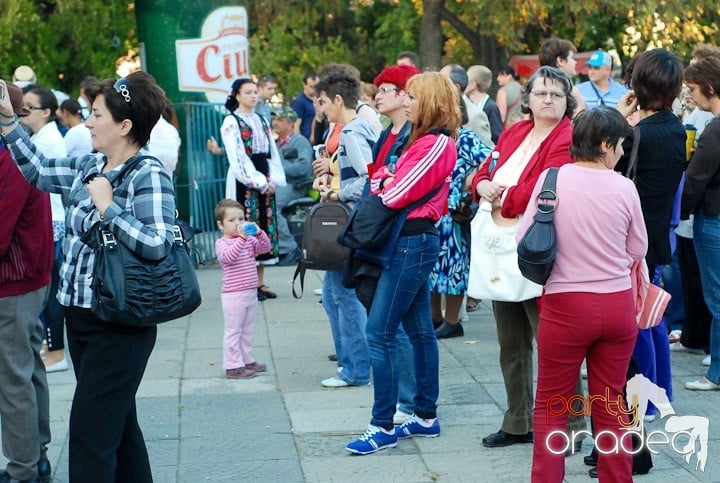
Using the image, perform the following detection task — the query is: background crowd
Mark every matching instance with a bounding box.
[1,35,719,482]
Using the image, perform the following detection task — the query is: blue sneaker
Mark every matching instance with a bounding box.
[345,425,398,454]
[397,415,440,439]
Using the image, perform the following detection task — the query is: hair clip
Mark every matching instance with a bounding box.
[113,78,131,103]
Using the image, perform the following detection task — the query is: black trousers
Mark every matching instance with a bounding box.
[676,236,711,352]
[65,307,156,483]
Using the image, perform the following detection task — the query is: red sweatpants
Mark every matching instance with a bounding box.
[531,290,637,483]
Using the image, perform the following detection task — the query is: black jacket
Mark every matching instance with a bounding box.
[682,115,720,220]
[616,110,685,266]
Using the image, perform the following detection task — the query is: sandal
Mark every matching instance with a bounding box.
[258,285,277,299]
[466,297,480,312]
[668,329,682,344]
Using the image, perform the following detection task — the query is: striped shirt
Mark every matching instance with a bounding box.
[3,125,176,308]
[215,232,272,292]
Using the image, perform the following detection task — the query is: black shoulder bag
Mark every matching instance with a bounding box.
[517,167,559,285]
[82,156,202,327]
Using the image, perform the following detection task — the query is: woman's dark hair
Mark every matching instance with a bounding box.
[59,98,83,118]
[631,49,683,111]
[623,53,638,88]
[520,66,577,119]
[498,65,519,81]
[26,86,59,124]
[684,56,720,101]
[84,71,165,147]
[538,38,577,68]
[225,77,255,112]
[570,107,630,162]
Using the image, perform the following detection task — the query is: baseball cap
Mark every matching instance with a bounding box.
[586,51,612,68]
[271,105,298,122]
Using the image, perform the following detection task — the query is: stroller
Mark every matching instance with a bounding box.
[281,195,318,251]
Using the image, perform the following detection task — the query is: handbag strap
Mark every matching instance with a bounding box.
[535,167,559,217]
[625,127,641,182]
[404,183,444,213]
[113,155,159,187]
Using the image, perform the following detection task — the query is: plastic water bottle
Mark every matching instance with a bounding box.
[388,155,398,174]
[244,223,258,236]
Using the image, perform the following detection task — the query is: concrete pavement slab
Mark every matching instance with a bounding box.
[3,264,717,482]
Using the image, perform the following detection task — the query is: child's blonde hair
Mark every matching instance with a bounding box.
[214,198,243,223]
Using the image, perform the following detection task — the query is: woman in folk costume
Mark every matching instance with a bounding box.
[221,77,286,300]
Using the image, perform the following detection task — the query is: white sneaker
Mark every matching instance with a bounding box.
[45,358,69,373]
[684,377,720,391]
[322,376,349,388]
[393,410,412,426]
[313,288,323,296]
[702,355,711,367]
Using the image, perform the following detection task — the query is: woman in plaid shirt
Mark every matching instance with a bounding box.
[0,71,172,483]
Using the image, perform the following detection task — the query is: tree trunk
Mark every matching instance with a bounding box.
[419,0,444,71]
[439,7,507,93]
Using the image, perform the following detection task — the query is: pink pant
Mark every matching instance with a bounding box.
[221,290,258,369]
[532,290,637,483]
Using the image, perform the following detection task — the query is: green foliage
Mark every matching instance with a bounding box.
[248,0,421,99]
[0,0,136,96]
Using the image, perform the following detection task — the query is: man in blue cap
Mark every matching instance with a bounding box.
[576,50,628,109]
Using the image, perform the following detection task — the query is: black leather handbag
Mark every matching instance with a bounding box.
[517,167,559,285]
[83,156,202,327]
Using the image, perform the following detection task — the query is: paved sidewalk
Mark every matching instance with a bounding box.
[18,265,720,481]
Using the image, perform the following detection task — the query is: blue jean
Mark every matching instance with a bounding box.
[322,270,370,385]
[396,327,417,415]
[366,233,440,427]
[693,212,720,384]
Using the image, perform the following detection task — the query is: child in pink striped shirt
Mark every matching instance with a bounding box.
[214,199,273,379]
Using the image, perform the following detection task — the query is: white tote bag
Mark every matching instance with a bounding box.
[467,201,542,302]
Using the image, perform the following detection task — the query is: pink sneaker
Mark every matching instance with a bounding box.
[226,367,256,379]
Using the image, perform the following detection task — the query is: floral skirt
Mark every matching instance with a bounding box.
[236,181,279,261]
[428,214,470,295]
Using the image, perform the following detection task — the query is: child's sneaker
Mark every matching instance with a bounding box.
[225,367,256,379]
[345,425,397,454]
[397,414,440,439]
[245,361,267,372]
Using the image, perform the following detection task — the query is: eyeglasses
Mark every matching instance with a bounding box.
[113,78,131,103]
[377,86,401,94]
[530,90,566,101]
[23,104,45,111]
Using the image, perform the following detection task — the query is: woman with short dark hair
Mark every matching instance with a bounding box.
[0,71,174,482]
[615,48,685,406]
[522,106,647,483]
[682,56,720,391]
